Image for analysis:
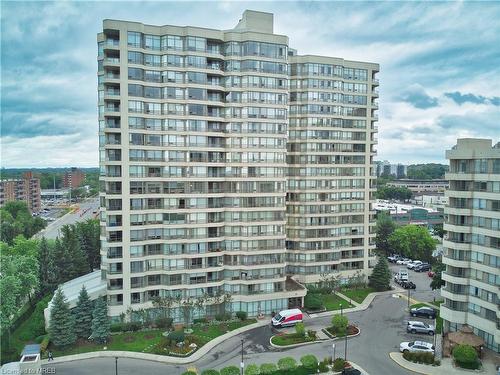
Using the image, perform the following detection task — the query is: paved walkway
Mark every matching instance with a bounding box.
[390,352,497,375]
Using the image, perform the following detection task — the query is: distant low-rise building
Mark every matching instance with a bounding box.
[413,194,449,212]
[374,199,444,227]
[63,167,85,189]
[387,179,449,195]
[0,172,41,212]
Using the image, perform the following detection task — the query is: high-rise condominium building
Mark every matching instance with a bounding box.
[0,172,41,213]
[98,10,378,321]
[63,167,86,189]
[442,138,500,352]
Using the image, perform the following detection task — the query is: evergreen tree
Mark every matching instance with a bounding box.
[73,286,93,339]
[53,237,71,284]
[49,288,76,347]
[76,219,101,270]
[91,297,110,344]
[60,225,89,279]
[38,237,55,294]
[369,257,391,291]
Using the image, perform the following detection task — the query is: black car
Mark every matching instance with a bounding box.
[410,306,437,319]
[342,368,361,375]
[415,263,431,272]
[401,281,416,289]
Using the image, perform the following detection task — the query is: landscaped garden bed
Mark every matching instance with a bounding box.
[321,314,359,339]
[402,351,440,367]
[270,323,317,347]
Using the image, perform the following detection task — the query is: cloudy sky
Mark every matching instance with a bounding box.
[1,1,499,167]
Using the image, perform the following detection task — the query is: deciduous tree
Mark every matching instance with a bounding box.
[388,225,437,263]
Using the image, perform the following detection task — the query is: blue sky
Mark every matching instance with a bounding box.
[1,1,499,167]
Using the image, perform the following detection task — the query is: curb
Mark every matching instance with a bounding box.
[41,320,269,365]
[269,327,360,349]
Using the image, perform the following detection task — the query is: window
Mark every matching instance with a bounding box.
[144,35,160,50]
[186,36,206,52]
[162,35,183,50]
[127,32,142,47]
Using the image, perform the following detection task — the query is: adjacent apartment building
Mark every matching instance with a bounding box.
[441,138,500,352]
[0,172,41,213]
[98,10,378,320]
[63,167,86,189]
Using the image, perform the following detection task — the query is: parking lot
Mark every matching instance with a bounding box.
[389,262,441,304]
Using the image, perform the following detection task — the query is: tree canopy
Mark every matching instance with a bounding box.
[0,201,46,244]
[376,186,413,201]
[406,164,448,180]
[375,212,396,256]
[388,225,437,263]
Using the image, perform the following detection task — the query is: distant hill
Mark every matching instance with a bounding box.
[406,163,448,180]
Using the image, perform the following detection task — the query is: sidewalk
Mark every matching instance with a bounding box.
[390,352,497,375]
[309,288,401,318]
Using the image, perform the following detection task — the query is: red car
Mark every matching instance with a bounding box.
[428,271,435,278]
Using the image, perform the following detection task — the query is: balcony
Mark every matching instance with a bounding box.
[372,78,379,86]
[104,39,119,49]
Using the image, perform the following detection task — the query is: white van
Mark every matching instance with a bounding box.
[271,308,303,328]
[394,269,409,283]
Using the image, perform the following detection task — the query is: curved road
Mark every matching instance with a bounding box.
[47,294,421,375]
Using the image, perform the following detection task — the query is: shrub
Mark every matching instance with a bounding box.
[304,293,323,310]
[295,322,305,336]
[278,357,297,371]
[194,318,208,324]
[215,313,232,322]
[452,344,480,369]
[181,372,197,375]
[307,329,317,339]
[402,352,436,365]
[331,314,349,336]
[259,363,277,375]
[236,311,248,321]
[300,354,318,371]
[333,358,345,371]
[156,317,173,329]
[122,321,141,332]
[318,358,329,373]
[201,370,220,375]
[220,366,240,375]
[40,336,50,353]
[244,364,259,375]
[110,323,123,332]
[168,330,185,343]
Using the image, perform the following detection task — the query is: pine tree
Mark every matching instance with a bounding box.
[73,286,93,339]
[49,288,76,347]
[369,257,391,291]
[53,237,71,284]
[60,225,89,279]
[38,237,55,294]
[91,297,110,344]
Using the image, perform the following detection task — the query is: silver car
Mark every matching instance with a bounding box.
[407,321,435,335]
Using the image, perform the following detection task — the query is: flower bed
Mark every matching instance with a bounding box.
[323,325,359,339]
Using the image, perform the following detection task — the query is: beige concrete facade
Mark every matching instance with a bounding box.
[98,10,377,321]
[442,138,500,352]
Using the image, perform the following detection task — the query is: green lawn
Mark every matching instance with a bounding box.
[52,319,257,358]
[410,303,443,334]
[271,333,315,346]
[340,287,375,304]
[322,294,353,311]
[430,300,444,307]
[51,330,163,357]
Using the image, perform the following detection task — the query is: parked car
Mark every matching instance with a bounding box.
[397,258,411,265]
[414,263,431,272]
[427,270,435,278]
[400,340,435,354]
[407,321,435,335]
[341,368,361,375]
[394,269,409,283]
[407,260,423,270]
[410,306,437,319]
[401,281,416,289]
[271,308,303,328]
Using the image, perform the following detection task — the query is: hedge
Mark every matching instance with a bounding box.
[220,366,240,375]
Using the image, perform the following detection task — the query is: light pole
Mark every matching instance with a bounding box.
[332,343,336,361]
[407,288,410,310]
[344,329,348,362]
[340,303,343,316]
[240,339,244,375]
[115,357,118,375]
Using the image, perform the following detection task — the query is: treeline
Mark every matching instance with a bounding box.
[375,186,413,201]
[0,208,100,337]
[0,167,99,190]
[406,163,448,180]
[0,201,46,245]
